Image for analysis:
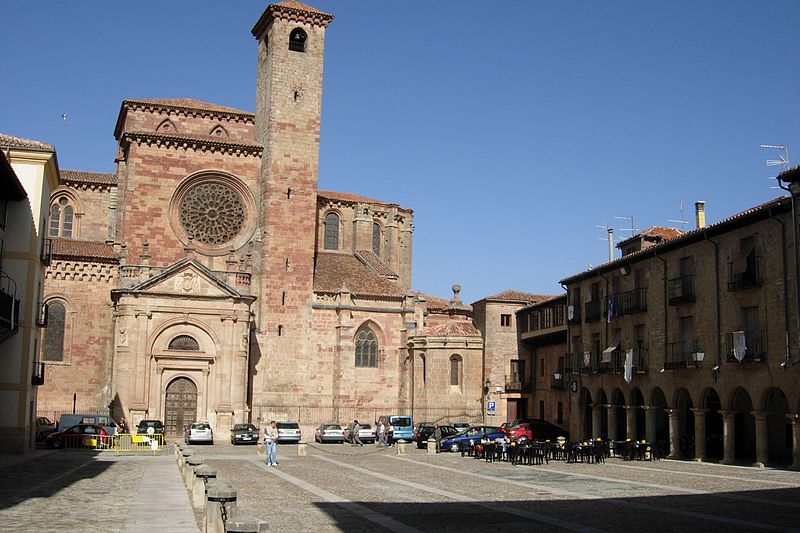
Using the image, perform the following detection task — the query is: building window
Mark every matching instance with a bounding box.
[557,402,564,424]
[289,28,307,52]
[500,314,511,327]
[168,335,199,351]
[450,355,463,386]
[49,197,75,238]
[43,301,66,361]
[372,222,381,256]
[324,212,339,250]
[355,325,378,367]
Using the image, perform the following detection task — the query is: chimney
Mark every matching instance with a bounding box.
[695,201,706,229]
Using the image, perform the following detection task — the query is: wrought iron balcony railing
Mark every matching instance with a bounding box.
[505,374,530,393]
[622,287,648,314]
[725,329,765,363]
[665,340,704,370]
[584,300,602,322]
[727,257,762,291]
[668,275,695,304]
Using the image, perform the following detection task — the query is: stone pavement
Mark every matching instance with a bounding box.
[0,446,198,533]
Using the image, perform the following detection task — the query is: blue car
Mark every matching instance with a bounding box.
[440,425,504,452]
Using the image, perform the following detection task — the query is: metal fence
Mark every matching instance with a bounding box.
[251,404,483,427]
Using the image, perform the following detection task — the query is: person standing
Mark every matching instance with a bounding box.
[377,420,386,447]
[433,424,443,453]
[264,420,279,466]
[350,419,363,446]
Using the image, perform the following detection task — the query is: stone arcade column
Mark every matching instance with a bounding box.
[666,409,681,459]
[606,405,617,441]
[787,414,800,471]
[625,406,639,441]
[753,410,769,468]
[719,409,736,465]
[591,404,603,440]
[645,406,657,445]
[691,408,708,462]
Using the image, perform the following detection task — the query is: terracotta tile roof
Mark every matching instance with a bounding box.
[479,290,555,304]
[561,196,791,284]
[517,294,566,313]
[354,250,397,278]
[0,133,54,151]
[252,1,334,37]
[61,169,117,186]
[124,98,253,116]
[318,190,411,211]
[416,321,482,337]
[51,238,117,263]
[314,252,404,297]
[618,226,684,247]
[273,1,330,15]
[417,293,452,312]
[0,150,26,201]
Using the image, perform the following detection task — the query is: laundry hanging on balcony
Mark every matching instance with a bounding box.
[732,330,746,362]
[624,349,633,384]
[602,343,618,363]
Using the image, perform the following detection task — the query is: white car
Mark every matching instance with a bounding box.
[277,422,302,443]
[344,423,376,444]
[185,422,213,444]
[314,424,344,443]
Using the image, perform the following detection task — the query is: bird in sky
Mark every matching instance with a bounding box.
[61,113,68,121]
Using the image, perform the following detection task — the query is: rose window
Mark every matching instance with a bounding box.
[179,183,245,246]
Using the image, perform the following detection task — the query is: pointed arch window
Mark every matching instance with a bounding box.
[450,354,463,386]
[324,212,339,250]
[43,301,66,361]
[289,28,307,52]
[372,222,381,256]
[355,325,378,367]
[49,197,75,238]
[168,335,200,351]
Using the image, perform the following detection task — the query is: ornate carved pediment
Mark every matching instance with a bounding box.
[118,258,243,299]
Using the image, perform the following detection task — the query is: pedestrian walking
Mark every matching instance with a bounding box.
[264,420,279,466]
[350,419,363,446]
[377,420,386,447]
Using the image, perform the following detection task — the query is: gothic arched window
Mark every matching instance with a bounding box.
[372,222,381,256]
[355,325,378,368]
[289,28,307,52]
[49,197,75,238]
[450,354,463,386]
[324,212,339,250]
[168,335,200,351]
[43,301,66,361]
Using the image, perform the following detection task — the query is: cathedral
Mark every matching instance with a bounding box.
[35,1,503,436]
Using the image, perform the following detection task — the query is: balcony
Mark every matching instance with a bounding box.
[0,272,20,343]
[633,347,648,373]
[665,340,703,370]
[35,301,49,327]
[579,351,600,374]
[621,287,647,314]
[565,353,579,373]
[31,362,45,386]
[668,275,696,304]
[551,372,565,390]
[725,329,765,363]
[607,294,624,320]
[40,238,52,264]
[505,374,530,393]
[727,258,762,291]
[584,300,602,322]
[567,304,581,325]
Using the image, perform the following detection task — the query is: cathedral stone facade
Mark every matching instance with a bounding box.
[36,2,432,436]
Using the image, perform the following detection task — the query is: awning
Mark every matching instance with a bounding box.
[602,343,619,363]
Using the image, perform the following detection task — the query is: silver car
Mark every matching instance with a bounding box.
[185,422,213,444]
[277,422,302,443]
[314,423,344,443]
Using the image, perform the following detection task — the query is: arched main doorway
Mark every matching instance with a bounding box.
[165,377,198,437]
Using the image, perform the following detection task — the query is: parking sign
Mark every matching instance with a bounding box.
[487,401,496,411]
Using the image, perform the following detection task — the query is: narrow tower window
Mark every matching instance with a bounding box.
[372,222,381,256]
[289,28,307,52]
[49,197,75,238]
[324,212,340,250]
[43,301,66,361]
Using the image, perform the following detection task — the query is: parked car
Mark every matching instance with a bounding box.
[344,423,377,444]
[415,425,459,449]
[505,419,569,443]
[315,424,345,443]
[412,422,434,442]
[379,415,413,443]
[276,422,302,443]
[185,422,213,444]
[136,419,164,435]
[58,413,118,436]
[440,425,504,453]
[452,422,471,432]
[230,423,259,445]
[35,416,57,442]
[46,423,109,449]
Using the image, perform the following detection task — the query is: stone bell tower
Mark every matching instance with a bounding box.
[250,1,334,404]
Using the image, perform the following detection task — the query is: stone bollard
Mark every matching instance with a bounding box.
[185,457,203,488]
[193,465,217,509]
[206,481,237,533]
[396,440,407,455]
[426,439,437,454]
[225,513,268,532]
[175,441,184,461]
[297,442,307,457]
[181,449,193,469]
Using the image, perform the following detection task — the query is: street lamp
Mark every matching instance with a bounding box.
[778,166,800,366]
[690,350,705,368]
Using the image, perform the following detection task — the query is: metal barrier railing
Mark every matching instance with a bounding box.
[111,433,166,455]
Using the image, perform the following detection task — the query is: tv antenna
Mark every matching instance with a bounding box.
[614,215,639,234]
[668,201,690,231]
[761,144,790,189]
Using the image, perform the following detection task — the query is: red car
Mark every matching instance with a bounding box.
[46,423,109,449]
[505,419,569,443]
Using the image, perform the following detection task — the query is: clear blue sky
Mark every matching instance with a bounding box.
[2,1,798,303]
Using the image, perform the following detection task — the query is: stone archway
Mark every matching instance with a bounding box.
[765,387,790,464]
[732,387,756,462]
[610,388,626,441]
[675,388,694,458]
[165,377,198,437]
[703,388,723,460]
[580,388,592,440]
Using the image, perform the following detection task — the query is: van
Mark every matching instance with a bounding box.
[57,413,118,435]
[379,415,413,443]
